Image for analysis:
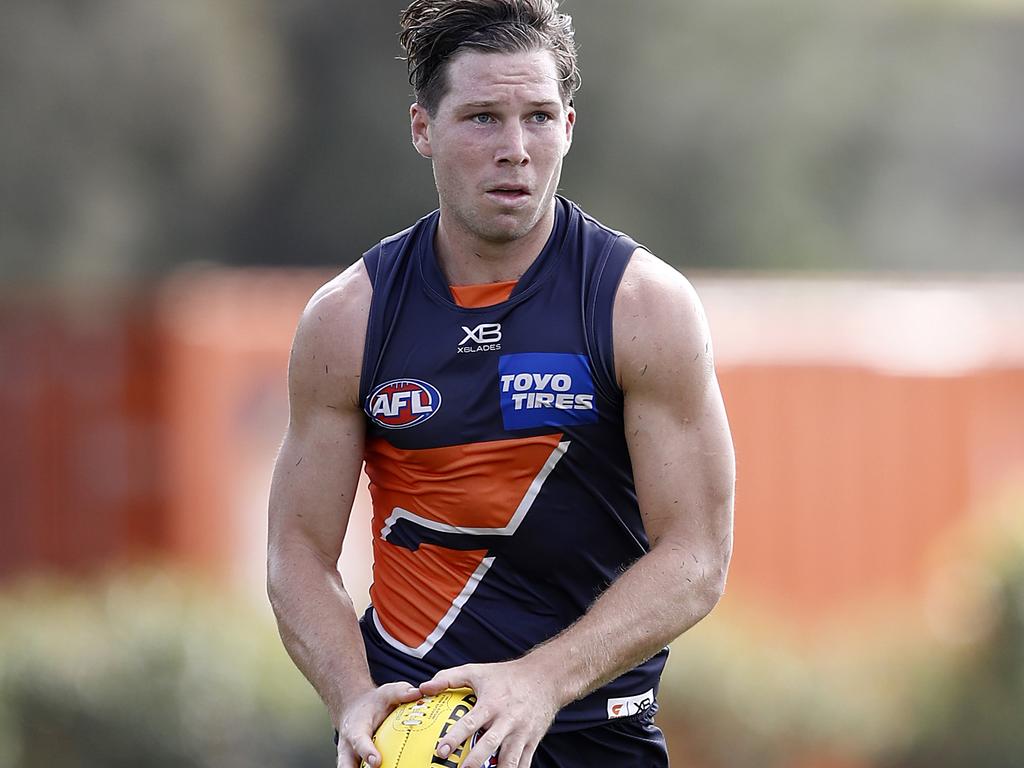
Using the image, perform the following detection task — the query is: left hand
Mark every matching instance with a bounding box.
[419,658,562,768]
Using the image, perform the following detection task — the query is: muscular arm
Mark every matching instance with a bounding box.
[425,249,735,768]
[532,249,735,695]
[267,262,418,768]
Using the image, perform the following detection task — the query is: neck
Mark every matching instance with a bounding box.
[434,199,557,285]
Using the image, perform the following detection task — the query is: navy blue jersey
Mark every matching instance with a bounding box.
[357,196,667,731]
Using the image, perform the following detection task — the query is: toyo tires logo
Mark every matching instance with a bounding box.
[366,378,442,430]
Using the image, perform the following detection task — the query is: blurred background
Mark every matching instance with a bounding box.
[1,0,1023,766]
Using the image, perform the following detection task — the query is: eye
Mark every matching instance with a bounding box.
[529,112,554,124]
[471,113,495,124]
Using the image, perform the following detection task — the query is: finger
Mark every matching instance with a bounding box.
[496,736,526,768]
[420,667,472,695]
[520,740,540,768]
[380,680,422,704]
[336,743,360,768]
[436,702,491,758]
[461,725,506,768]
[351,733,381,768]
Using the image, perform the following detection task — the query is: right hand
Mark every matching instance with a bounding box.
[336,681,422,768]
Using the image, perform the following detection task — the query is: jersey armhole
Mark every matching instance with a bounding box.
[585,234,639,407]
[358,243,387,407]
[357,222,428,407]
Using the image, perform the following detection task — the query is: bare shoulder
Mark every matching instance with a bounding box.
[613,248,714,398]
[289,260,372,413]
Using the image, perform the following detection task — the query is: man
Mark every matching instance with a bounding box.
[267,1,735,767]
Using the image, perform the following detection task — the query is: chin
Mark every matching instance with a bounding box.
[444,196,546,244]
[483,208,546,242]
[477,221,536,244]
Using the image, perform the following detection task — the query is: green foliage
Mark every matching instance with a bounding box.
[659,606,903,768]
[0,569,330,768]
[657,492,1024,768]
[4,498,1024,768]
[884,492,1024,768]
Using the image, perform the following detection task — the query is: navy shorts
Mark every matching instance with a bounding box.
[532,706,668,768]
[335,706,668,767]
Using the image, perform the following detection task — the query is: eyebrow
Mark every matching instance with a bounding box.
[457,99,562,110]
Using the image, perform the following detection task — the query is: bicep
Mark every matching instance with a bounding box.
[268,263,371,565]
[616,254,735,553]
[624,367,734,552]
[269,405,365,565]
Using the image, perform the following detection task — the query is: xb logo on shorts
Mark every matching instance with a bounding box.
[366,379,441,429]
[607,689,655,719]
[457,323,502,354]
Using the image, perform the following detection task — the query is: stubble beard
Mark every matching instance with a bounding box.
[440,187,556,246]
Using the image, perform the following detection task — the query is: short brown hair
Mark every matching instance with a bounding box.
[399,0,581,115]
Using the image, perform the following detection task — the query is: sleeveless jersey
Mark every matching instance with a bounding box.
[357,196,667,731]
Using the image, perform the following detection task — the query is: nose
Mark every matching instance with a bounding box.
[495,121,529,166]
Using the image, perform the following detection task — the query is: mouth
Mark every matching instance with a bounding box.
[485,185,531,205]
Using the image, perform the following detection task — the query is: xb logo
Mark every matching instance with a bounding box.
[459,323,502,345]
[457,323,502,354]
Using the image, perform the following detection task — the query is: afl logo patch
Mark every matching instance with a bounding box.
[366,379,442,430]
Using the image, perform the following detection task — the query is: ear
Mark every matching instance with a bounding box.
[563,106,576,157]
[410,103,433,159]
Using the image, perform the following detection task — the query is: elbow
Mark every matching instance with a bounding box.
[266,543,292,616]
[265,538,346,616]
[691,569,727,622]
[701,506,733,616]
[705,567,728,615]
[266,551,283,614]
[692,548,731,621]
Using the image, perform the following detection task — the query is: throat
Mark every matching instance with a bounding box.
[434,202,557,284]
[435,244,538,286]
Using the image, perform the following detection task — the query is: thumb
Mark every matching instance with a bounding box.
[352,734,381,767]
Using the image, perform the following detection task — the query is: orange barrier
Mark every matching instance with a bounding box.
[0,296,162,578]
[719,364,1024,623]
[3,271,1023,632]
[154,269,327,584]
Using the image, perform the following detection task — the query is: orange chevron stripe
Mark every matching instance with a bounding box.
[365,433,563,649]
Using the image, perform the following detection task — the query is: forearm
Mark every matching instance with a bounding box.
[527,539,728,707]
[267,542,375,727]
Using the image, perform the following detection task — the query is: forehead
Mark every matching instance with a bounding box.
[440,49,563,109]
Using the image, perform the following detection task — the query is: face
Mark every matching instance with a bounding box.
[410,49,575,246]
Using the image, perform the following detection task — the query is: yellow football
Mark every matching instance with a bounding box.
[362,687,483,768]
